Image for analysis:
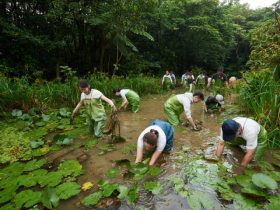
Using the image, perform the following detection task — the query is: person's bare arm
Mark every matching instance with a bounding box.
[225,81,229,89]
[218,106,222,113]
[216,140,225,157]
[101,95,114,107]
[204,103,208,113]
[149,150,163,165]
[189,83,192,92]
[72,101,83,115]
[241,149,255,166]
[120,98,128,109]
[207,79,213,88]
[187,117,197,129]
[135,147,143,163]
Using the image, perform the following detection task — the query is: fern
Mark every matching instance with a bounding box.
[131,29,154,41]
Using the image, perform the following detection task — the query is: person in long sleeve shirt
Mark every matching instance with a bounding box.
[162,71,173,90]
[164,92,204,130]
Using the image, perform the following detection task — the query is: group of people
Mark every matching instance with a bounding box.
[71,68,268,168]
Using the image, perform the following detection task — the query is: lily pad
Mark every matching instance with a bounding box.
[81,191,103,206]
[130,162,149,174]
[169,176,184,192]
[57,160,85,177]
[187,189,214,210]
[30,140,44,149]
[263,171,280,181]
[127,182,139,204]
[117,185,129,199]
[59,108,71,117]
[12,109,22,117]
[98,144,114,151]
[144,181,162,195]
[241,187,266,197]
[0,185,18,204]
[42,186,60,209]
[257,161,275,171]
[55,182,81,199]
[236,175,254,188]
[85,139,98,147]
[23,128,48,141]
[103,183,119,197]
[0,162,24,180]
[97,179,109,190]
[42,114,51,122]
[23,158,47,171]
[252,173,278,189]
[244,170,257,177]
[106,169,120,178]
[147,167,162,176]
[38,172,63,187]
[53,134,73,145]
[121,147,130,154]
[134,174,144,181]
[36,121,46,127]
[20,114,30,120]
[12,190,42,208]
[182,145,191,151]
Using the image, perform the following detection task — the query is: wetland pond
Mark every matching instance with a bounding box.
[1,88,280,210]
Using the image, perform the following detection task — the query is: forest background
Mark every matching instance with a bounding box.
[1,0,280,79]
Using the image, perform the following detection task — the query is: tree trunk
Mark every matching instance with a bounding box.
[99,32,107,72]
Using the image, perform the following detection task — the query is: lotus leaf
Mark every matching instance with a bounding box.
[23,128,48,141]
[117,185,129,199]
[147,167,162,176]
[106,169,120,178]
[82,182,94,191]
[0,203,19,210]
[273,154,280,160]
[263,171,280,181]
[127,182,139,204]
[0,176,18,189]
[57,160,85,177]
[42,186,60,209]
[56,125,66,130]
[169,176,184,192]
[186,189,214,210]
[144,181,162,195]
[12,109,22,117]
[257,161,275,171]
[28,108,37,116]
[97,179,109,190]
[42,114,51,122]
[20,114,30,120]
[0,162,24,180]
[236,175,254,188]
[45,122,59,130]
[85,139,98,147]
[227,177,236,185]
[36,121,46,127]
[244,170,257,177]
[30,140,44,149]
[267,203,279,210]
[38,172,63,187]
[81,191,103,206]
[241,187,266,197]
[134,174,144,181]
[18,174,37,187]
[98,144,114,151]
[55,182,81,199]
[121,147,130,154]
[103,183,119,197]
[53,134,73,145]
[59,108,71,117]
[252,173,278,189]
[182,145,191,151]
[12,190,42,208]
[233,194,255,208]
[0,185,18,204]
[23,158,47,171]
[130,162,149,174]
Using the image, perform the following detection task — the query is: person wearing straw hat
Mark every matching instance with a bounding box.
[216,117,268,166]
[204,94,224,114]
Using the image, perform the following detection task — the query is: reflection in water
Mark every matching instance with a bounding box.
[54,88,276,210]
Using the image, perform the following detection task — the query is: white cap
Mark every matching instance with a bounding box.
[215,94,224,104]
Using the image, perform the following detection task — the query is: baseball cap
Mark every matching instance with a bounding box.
[222,120,239,141]
[218,67,224,72]
[215,94,224,104]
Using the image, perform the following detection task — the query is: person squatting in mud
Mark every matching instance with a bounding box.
[216,117,268,166]
[135,119,174,166]
[113,88,140,113]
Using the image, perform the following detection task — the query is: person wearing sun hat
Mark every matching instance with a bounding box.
[204,94,224,114]
[216,117,268,166]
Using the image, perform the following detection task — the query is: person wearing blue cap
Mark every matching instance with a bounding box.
[216,117,268,166]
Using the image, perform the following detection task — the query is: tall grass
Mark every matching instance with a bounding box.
[0,72,163,113]
[237,66,280,149]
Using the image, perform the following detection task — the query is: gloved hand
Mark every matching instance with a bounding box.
[70,113,75,124]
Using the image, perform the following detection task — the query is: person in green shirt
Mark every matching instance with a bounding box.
[113,88,140,113]
[70,80,117,138]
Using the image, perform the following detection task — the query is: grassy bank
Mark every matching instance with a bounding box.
[237,66,280,148]
[0,71,163,113]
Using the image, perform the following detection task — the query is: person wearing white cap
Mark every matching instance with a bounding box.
[204,94,224,114]
[216,118,268,166]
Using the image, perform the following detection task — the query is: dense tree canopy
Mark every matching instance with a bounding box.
[0,0,279,78]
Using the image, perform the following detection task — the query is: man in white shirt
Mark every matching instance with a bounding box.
[216,117,268,166]
[164,92,204,130]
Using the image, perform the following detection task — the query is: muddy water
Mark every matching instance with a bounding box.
[50,88,276,210]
